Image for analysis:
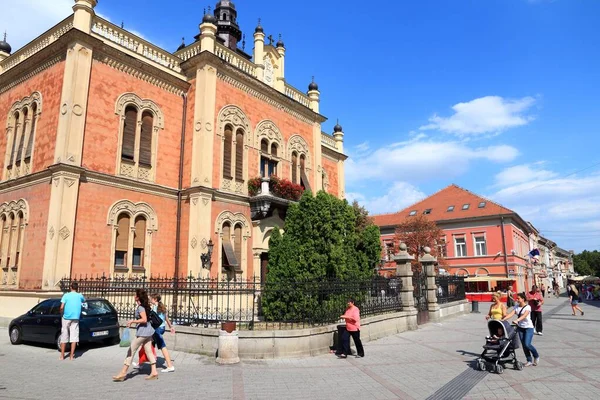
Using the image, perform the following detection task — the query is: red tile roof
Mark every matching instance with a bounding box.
[372,184,517,227]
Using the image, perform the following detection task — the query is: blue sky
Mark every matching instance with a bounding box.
[4,0,600,252]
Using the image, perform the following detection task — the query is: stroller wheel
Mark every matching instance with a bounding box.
[514,361,524,371]
[478,361,486,371]
[496,365,504,374]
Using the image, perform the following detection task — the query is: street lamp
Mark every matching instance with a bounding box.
[201,239,214,269]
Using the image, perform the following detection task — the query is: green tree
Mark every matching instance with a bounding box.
[261,191,382,322]
[573,250,600,276]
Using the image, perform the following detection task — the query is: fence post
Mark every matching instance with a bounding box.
[393,243,415,312]
[419,247,440,322]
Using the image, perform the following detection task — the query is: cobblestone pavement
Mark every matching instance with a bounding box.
[1,295,598,400]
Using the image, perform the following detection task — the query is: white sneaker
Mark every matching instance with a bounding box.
[538,332,543,336]
[132,362,139,369]
[161,366,175,373]
[534,358,540,366]
[524,362,534,367]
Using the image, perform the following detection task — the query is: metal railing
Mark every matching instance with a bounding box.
[59,274,402,330]
[435,276,466,303]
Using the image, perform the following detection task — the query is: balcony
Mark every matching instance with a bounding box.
[248,176,304,220]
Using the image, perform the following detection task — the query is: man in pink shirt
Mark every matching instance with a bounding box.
[339,298,364,358]
[526,285,544,336]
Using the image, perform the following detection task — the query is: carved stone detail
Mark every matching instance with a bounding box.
[0,199,30,224]
[217,105,251,142]
[49,226,55,240]
[202,198,209,206]
[215,211,251,239]
[192,198,198,205]
[107,200,159,231]
[64,178,76,187]
[255,120,284,157]
[59,226,70,240]
[201,238,208,249]
[191,237,198,249]
[114,93,165,129]
[288,135,312,169]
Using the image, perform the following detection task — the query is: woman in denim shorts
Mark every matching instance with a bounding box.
[151,293,176,372]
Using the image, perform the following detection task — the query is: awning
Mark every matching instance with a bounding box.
[464,277,515,282]
[569,276,585,282]
[222,242,242,273]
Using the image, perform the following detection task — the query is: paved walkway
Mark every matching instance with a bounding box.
[1,295,599,400]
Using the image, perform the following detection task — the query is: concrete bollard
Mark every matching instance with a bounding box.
[471,300,480,313]
[216,322,240,364]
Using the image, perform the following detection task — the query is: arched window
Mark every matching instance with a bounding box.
[0,199,29,287]
[216,211,249,278]
[114,213,129,269]
[260,139,279,178]
[108,200,158,275]
[4,92,41,180]
[299,154,310,191]
[121,106,137,161]
[235,129,244,181]
[223,125,233,178]
[115,94,164,182]
[291,152,298,184]
[133,216,146,268]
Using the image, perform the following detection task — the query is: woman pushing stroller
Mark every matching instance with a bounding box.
[502,292,540,367]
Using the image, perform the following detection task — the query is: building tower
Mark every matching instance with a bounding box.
[214,1,242,50]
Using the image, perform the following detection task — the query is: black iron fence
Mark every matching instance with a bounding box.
[59,274,402,330]
[435,276,466,303]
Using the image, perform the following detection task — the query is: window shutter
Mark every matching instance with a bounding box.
[234,225,242,271]
[261,139,268,153]
[115,214,130,251]
[133,217,146,248]
[15,213,23,250]
[270,143,278,157]
[223,128,232,178]
[235,130,244,181]
[16,113,27,163]
[9,112,20,167]
[121,107,137,160]
[291,153,297,184]
[139,112,153,166]
[25,108,37,159]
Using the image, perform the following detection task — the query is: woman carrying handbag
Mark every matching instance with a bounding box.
[113,289,158,381]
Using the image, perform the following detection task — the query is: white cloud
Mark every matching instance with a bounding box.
[2,0,74,51]
[494,164,558,187]
[346,139,519,185]
[490,166,600,252]
[420,96,536,136]
[347,182,426,215]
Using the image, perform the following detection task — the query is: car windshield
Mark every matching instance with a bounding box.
[81,300,115,317]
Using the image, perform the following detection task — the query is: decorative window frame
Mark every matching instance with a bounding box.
[215,211,251,278]
[255,120,284,178]
[217,105,252,195]
[453,234,467,258]
[3,92,42,180]
[472,232,487,256]
[0,199,29,288]
[114,93,164,182]
[107,200,158,275]
[287,134,312,182]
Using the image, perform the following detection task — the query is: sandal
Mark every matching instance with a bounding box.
[145,374,159,380]
[112,375,126,382]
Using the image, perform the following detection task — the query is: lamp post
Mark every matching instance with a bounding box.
[201,239,214,270]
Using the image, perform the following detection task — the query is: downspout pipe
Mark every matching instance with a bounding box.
[175,94,187,278]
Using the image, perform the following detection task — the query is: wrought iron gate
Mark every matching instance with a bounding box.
[413,269,429,325]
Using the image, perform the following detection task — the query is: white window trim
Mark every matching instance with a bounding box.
[217,105,251,194]
[454,235,467,258]
[473,234,487,256]
[0,199,29,288]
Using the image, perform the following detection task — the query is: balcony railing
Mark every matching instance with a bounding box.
[321,132,337,150]
[284,83,311,108]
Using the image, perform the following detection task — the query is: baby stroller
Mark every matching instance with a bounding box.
[476,319,523,374]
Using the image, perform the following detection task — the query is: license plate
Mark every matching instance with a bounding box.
[92,330,109,337]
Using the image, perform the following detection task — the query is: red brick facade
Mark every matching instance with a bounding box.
[0,5,346,290]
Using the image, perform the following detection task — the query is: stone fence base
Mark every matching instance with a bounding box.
[120,309,419,359]
[434,299,470,322]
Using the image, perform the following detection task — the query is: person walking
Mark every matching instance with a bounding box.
[502,292,540,367]
[526,285,544,336]
[586,284,594,300]
[150,293,176,373]
[338,298,364,359]
[568,284,584,316]
[59,281,86,360]
[541,284,546,298]
[113,289,158,381]
[506,287,514,308]
[485,292,507,321]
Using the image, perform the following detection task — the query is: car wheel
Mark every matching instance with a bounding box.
[56,334,62,352]
[9,326,22,345]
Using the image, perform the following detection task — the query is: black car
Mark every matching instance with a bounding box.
[8,298,120,350]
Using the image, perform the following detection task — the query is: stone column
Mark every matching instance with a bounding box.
[393,243,416,311]
[419,247,440,322]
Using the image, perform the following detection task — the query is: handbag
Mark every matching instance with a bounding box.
[139,344,157,364]
[119,328,131,347]
[149,310,163,329]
